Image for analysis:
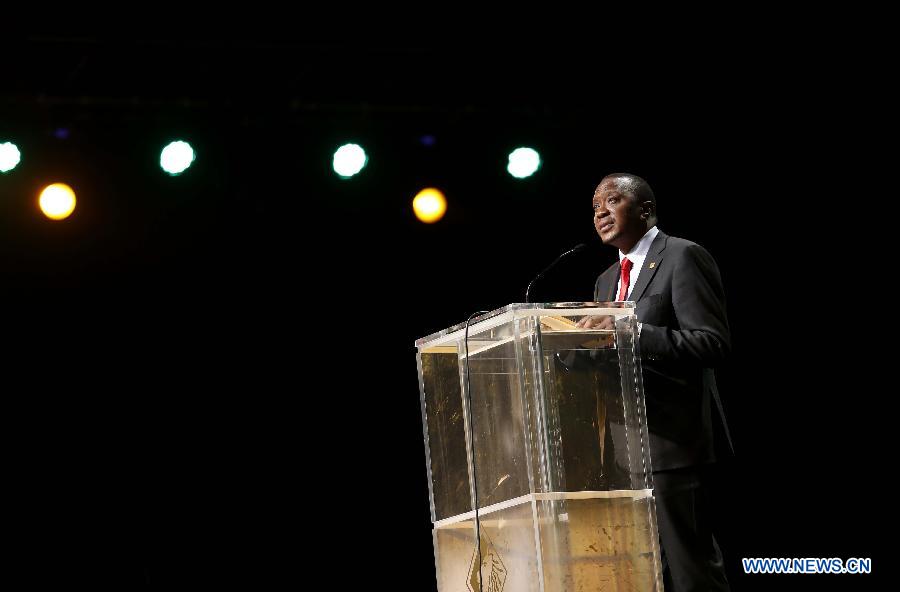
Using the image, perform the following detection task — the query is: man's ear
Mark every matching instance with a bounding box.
[640,201,656,220]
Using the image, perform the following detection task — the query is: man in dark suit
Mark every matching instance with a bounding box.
[577,173,732,591]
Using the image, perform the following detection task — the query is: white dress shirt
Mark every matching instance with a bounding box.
[616,225,660,300]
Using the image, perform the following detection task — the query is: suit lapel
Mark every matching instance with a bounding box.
[628,231,668,303]
[595,263,619,302]
[607,269,618,301]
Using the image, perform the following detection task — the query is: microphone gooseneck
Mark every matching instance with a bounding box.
[524,243,587,303]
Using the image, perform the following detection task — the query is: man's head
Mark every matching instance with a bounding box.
[592,173,657,254]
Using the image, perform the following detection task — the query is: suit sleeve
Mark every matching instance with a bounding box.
[639,244,730,366]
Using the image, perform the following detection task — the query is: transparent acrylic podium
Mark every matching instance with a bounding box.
[415,303,663,592]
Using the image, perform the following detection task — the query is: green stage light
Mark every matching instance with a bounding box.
[0,141,22,173]
[333,143,367,178]
[160,141,196,175]
[507,147,541,179]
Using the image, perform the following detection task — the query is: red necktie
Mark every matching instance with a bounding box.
[617,257,633,301]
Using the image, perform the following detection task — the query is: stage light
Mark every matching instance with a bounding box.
[0,141,21,173]
[412,188,447,224]
[333,143,367,178]
[507,147,541,179]
[160,141,196,175]
[38,183,77,220]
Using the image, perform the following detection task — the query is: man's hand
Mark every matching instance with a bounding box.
[575,315,615,330]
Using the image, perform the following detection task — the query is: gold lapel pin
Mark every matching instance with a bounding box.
[648,262,656,269]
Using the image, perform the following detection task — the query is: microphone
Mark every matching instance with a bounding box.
[525,244,587,303]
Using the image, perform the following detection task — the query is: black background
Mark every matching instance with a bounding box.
[2,20,892,590]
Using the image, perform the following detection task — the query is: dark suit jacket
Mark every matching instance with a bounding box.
[594,230,732,471]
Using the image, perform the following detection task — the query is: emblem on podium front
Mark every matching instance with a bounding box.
[466,531,507,592]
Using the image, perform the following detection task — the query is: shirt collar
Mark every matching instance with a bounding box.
[619,226,659,265]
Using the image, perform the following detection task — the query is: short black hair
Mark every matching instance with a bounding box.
[601,173,656,207]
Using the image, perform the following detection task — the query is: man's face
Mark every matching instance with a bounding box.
[592,178,650,253]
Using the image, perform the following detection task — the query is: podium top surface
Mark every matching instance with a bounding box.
[415,301,635,349]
